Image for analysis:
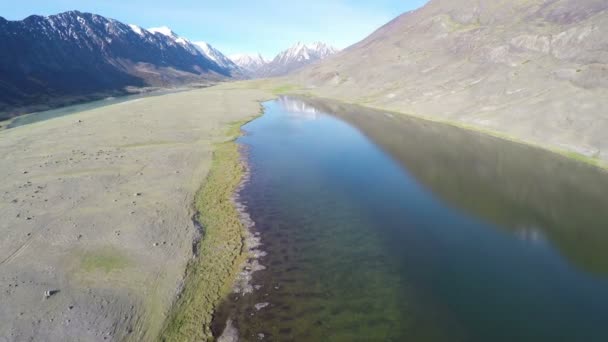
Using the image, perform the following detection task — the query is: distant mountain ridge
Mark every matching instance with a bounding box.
[0,11,239,118]
[229,53,269,75]
[230,42,338,78]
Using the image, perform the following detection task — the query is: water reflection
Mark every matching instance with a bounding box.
[214,96,608,342]
[295,96,608,276]
[277,96,321,120]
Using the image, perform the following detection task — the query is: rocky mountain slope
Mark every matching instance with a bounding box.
[0,11,237,118]
[145,25,242,75]
[231,42,338,78]
[294,0,608,162]
[193,41,242,74]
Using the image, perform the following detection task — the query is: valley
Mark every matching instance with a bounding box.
[1,1,608,341]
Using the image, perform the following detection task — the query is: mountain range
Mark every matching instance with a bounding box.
[294,0,608,161]
[0,11,244,117]
[229,53,269,75]
[0,11,337,118]
[231,42,339,78]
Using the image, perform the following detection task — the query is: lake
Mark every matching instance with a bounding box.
[213,96,608,341]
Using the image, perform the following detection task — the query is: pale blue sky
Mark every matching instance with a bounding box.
[1,0,429,58]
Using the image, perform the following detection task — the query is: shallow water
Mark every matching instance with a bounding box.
[213,96,608,341]
[2,89,184,129]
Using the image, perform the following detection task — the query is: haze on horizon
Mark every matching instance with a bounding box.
[0,0,429,59]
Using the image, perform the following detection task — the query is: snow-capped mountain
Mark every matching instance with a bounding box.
[0,11,239,117]
[194,42,241,72]
[146,26,242,74]
[273,42,338,66]
[229,53,269,75]
[258,42,338,77]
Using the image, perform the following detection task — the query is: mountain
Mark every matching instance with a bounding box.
[229,53,269,75]
[259,42,338,77]
[0,11,236,118]
[193,41,242,74]
[230,42,338,78]
[146,26,243,76]
[294,0,608,162]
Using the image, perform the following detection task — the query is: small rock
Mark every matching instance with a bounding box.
[133,193,142,197]
[44,289,59,299]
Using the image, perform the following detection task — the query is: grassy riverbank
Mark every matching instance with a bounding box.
[160,116,261,341]
[0,86,271,341]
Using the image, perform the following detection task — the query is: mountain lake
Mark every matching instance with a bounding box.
[212,96,608,342]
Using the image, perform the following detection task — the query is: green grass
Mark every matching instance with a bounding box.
[562,150,603,167]
[271,84,302,94]
[159,114,261,342]
[80,249,130,273]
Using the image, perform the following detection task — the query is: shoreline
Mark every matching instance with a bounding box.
[0,85,213,131]
[160,108,267,341]
[0,83,217,124]
[0,86,273,341]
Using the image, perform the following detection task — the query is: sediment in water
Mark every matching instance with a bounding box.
[160,118,262,341]
[217,142,267,341]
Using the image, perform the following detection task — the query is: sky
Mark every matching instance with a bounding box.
[0,0,429,59]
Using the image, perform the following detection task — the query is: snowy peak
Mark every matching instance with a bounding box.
[254,41,338,77]
[147,25,195,52]
[193,41,241,71]
[229,53,269,72]
[274,41,338,65]
[148,26,176,38]
[128,24,145,36]
[230,42,337,78]
[146,27,238,73]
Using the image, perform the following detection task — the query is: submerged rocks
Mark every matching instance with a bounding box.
[254,302,269,311]
[230,155,267,295]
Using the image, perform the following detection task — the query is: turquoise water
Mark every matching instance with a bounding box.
[213,96,608,341]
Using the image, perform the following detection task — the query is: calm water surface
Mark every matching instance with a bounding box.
[213,96,608,341]
[2,88,185,129]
